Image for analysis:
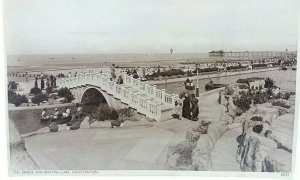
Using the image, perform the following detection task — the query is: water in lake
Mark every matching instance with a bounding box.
[157,70,297,95]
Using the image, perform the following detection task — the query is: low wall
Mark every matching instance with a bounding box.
[191,121,229,170]
[8,102,74,111]
[9,119,39,171]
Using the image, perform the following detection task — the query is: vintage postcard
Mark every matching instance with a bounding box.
[4,0,299,177]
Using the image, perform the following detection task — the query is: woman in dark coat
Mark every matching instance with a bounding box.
[41,78,45,90]
[182,94,191,119]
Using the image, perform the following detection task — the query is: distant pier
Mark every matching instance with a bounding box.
[209,50,297,58]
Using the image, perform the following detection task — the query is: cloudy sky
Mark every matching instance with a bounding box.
[4,0,299,54]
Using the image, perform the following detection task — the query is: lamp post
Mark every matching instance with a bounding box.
[196,63,199,97]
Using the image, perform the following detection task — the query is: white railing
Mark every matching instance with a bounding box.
[57,73,178,121]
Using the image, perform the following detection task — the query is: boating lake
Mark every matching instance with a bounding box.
[156,69,297,95]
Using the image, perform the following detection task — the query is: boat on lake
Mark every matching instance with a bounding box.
[185,83,195,90]
[205,82,227,91]
[184,78,195,90]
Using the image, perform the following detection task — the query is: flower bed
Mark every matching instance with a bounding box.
[193,67,219,73]
[252,64,268,68]
[236,77,264,84]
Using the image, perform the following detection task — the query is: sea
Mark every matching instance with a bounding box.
[7,53,213,73]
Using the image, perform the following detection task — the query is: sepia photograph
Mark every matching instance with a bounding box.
[3,0,299,177]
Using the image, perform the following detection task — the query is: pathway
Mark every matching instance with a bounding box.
[271,113,294,150]
[23,91,224,170]
[211,126,242,171]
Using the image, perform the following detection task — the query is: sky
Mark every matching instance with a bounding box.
[3,0,300,54]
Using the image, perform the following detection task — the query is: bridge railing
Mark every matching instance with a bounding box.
[57,72,177,121]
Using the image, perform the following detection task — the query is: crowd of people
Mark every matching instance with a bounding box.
[172,93,199,121]
[41,104,84,124]
[34,73,57,90]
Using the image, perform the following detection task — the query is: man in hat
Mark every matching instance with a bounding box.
[191,99,199,121]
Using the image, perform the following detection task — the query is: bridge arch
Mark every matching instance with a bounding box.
[80,87,111,107]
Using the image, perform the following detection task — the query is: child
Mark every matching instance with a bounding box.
[172,101,182,120]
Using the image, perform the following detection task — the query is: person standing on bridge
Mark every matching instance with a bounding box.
[117,75,124,84]
[41,78,45,90]
[34,76,38,88]
[53,76,57,87]
[50,74,54,87]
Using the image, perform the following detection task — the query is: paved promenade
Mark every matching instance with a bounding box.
[23,91,222,170]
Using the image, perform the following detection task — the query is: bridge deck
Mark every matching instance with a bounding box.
[59,73,178,121]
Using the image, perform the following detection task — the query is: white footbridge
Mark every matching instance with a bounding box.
[57,72,179,121]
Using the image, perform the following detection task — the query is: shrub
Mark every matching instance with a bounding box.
[30,87,42,95]
[272,100,291,109]
[252,64,267,68]
[264,77,275,88]
[46,86,53,95]
[8,90,17,103]
[251,116,263,122]
[111,109,119,120]
[227,65,246,70]
[238,83,249,89]
[31,93,48,105]
[226,86,234,95]
[236,79,249,84]
[57,87,74,103]
[117,108,133,118]
[193,67,218,73]
[253,124,263,134]
[251,91,269,104]
[95,104,113,121]
[8,81,18,90]
[233,92,252,112]
[160,69,186,77]
[186,71,194,77]
[236,77,264,85]
[8,90,28,106]
[15,95,28,106]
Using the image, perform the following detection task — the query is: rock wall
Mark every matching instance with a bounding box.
[235,103,293,172]
[236,131,287,172]
[166,89,294,172]
[166,120,230,170]
[191,121,228,170]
